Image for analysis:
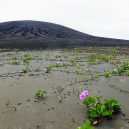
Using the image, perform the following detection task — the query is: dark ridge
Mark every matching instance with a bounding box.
[0,20,129,49]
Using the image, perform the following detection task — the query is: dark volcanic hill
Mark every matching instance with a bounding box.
[0,20,129,48]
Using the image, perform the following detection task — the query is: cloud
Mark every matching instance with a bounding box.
[0,0,129,39]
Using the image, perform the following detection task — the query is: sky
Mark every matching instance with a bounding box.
[0,0,129,40]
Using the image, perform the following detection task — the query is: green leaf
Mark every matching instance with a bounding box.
[77,120,94,129]
[87,107,98,118]
[104,99,121,113]
[85,119,91,126]
[83,96,96,106]
[102,110,113,117]
[100,104,106,113]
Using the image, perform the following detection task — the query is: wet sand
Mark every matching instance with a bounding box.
[0,47,129,129]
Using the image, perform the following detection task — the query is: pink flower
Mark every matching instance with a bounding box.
[79,90,89,100]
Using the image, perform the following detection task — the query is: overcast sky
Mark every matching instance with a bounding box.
[0,0,129,39]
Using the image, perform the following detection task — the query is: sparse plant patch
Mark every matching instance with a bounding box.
[52,63,62,67]
[75,68,82,75]
[35,90,46,99]
[116,67,125,75]
[112,68,119,74]
[45,63,63,73]
[110,60,120,65]
[69,60,76,66]
[45,66,52,73]
[23,54,32,64]
[23,58,30,64]
[79,90,121,126]
[1,48,128,129]
[127,70,129,76]
[21,67,29,73]
[104,70,111,77]
[11,58,20,65]
[77,120,94,129]
[93,71,100,78]
[63,55,68,60]
[86,54,113,65]
[97,54,112,62]
[88,60,97,65]
[112,61,129,75]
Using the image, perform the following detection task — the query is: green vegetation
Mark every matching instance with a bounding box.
[45,66,52,73]
[111,61,129,75]
[93,71,100,78]
[23,54,32,64]
[21,67,29,73]
[45,63,62,73]
[11,59,20,65]
[86,54,113,65]
[88,60,97,65]
[35,90,46,99]
[75,68,82,75]
[77,120,94,129]
[69,60,76,66]
[127,70,129,76]
[11,57,20,65]
[63,55,68,60]
[52,63,62,67]
[110,60,120,65]
[83,96,121,124]
[104,70,111,77]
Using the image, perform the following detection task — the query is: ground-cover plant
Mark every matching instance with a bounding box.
[86,54,113,65]
[45,63,62,73]
[33,53,42,60]
[23,57,30,64]
[23,54,32,64]
[75,68,82,75]
[63,55,68,60]
[11,58,20,65]
[69,60,76,66]
[110,60,121,65]
[24,54,32,60]
[79,90,121,125]
[116,67,125,75]
[109,48,117,55]
[97,54,112,62]
[88,60,97,65]
[112,61,129,75]
[35,90,46,99]
[112,68,119,74]
[127,70,129,76]
[122,61,129,70]
[86,54,97,61]
[52,63,62,67]
[21,67,29,73]
[103,61,129,77]
[93,71,100,78]
[77,120,94,129]
[104,70,111,77]
[61,59,78,67]
[45,65,52,73]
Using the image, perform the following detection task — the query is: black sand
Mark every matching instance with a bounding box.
[0,20,129,49]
